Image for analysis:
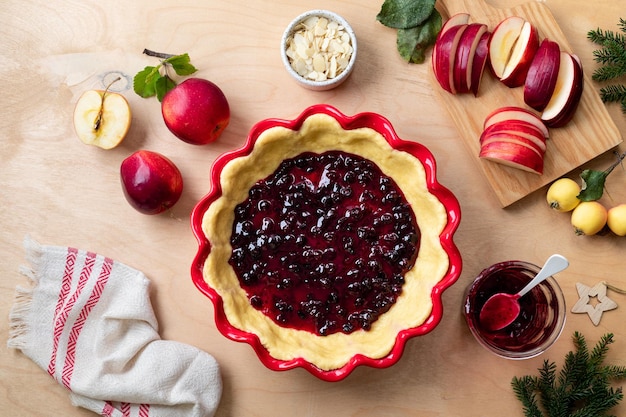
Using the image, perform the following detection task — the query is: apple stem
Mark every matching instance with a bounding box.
[142,49,175,60]
[604,151,626,176]
[94,76,121,131]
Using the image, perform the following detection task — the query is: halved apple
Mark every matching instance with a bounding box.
[453,23,489,94]
[524,39,561,111]
[483,106,549,138]
[73,89,132,149]
[432,23,468,94]
[470,31,491,96]
[479,140,544,174]
[541,52,584,127]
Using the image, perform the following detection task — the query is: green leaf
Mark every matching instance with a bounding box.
[166,53,198,76]
[155,76,177,102]
[577,151,626,201]
[396,9,441,63]
[134,50,197,100]
[376,0,437,29]
[578,169,609,201]
[133,66,159,98]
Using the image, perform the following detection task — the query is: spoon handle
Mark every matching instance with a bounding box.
[517,254,569,298]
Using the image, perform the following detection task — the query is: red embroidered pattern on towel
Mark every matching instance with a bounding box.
[46,247,113,389]
[47,247,80,377]
[103,401,151,417]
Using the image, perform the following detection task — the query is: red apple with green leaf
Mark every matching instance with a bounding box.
[120,150,183,215]
[161,78,230,145]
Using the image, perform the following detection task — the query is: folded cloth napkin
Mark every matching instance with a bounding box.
[7,237,222,417]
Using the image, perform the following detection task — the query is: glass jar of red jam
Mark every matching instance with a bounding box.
[463,260,566,359]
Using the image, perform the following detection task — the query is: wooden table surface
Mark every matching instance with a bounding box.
[2,0,626,416]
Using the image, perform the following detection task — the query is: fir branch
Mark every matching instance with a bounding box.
[593,64,626,82]
[511,332,626,417]
[588,18,626,113]
[599,84,626,108]
[512,375,543,417]
[588,27,626,49]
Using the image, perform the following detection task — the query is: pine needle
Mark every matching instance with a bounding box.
[511,332,626,417]
[588,18,626,113]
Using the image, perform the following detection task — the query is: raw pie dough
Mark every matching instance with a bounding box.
[202,113,449,370]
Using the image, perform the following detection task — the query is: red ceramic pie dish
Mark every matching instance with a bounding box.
[191,104,462,381]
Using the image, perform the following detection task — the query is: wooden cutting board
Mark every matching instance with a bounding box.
[432,0,623,207]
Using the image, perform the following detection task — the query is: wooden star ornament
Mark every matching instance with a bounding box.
[571,282,618,326]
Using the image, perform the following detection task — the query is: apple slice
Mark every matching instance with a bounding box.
[432,24,468,94]
[541,52,584,127]
[480,132,546,156]
[500,21,539,87]
[453,23,489,94]
[483,106,549,139]
[482,118,549,141]
[470,31,491,96]
[524,39,561,111]
[73,89,131,149]
[479,140,544,174]
[438,12,470,39]
[489,16,526,79]
[432,13,469,69]
[481,121,547,152]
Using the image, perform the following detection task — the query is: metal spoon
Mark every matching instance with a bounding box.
[479,254,569,332]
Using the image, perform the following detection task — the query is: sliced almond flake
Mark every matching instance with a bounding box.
[293,59,309,76]
[303,16,318,29]
[320,37,330,52]
[313,54,326,72]
[296,44,309,60]
[314,18,328,36]
[337,57,349,70]
[285,15,353,81]
[329,55,338,78]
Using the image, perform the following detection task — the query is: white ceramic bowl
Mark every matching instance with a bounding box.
[280,10,357,91]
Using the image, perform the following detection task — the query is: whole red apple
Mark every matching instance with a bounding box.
[161,78,230,145]
[120,150,183,215]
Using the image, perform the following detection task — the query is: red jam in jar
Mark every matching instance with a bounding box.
[463,260,566,359]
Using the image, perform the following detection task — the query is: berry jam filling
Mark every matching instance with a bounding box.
[229,151,420,336]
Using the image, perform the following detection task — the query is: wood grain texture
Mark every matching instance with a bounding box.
[1,1,626,416]
[434,0,623,207]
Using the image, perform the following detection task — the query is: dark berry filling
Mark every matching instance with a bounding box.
[229,151,420,336]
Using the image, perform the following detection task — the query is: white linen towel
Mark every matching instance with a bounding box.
[7,237,222,417]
